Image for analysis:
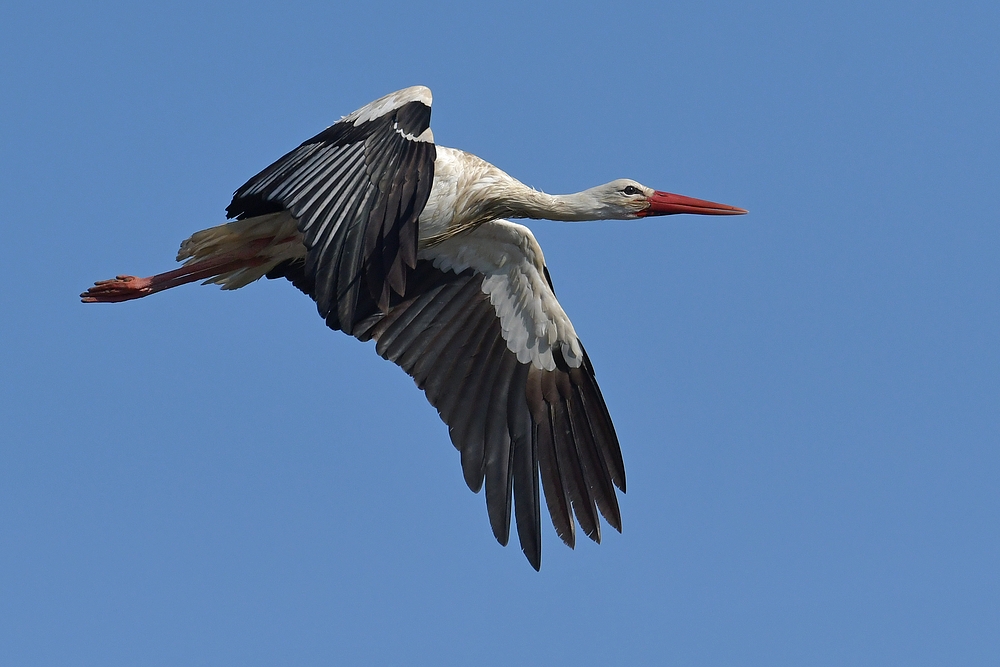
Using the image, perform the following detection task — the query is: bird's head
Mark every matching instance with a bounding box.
[588,179,748,220]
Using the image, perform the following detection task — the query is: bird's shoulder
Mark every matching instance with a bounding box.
[420,146,523,236]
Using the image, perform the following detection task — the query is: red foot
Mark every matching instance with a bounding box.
[81,238,280,304]
[81,275,154,303]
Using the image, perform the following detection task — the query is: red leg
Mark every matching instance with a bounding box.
[81,239,273,303]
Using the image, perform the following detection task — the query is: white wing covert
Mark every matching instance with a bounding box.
[425,220,584,372]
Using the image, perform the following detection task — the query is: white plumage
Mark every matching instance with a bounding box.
[426,219,581,371]
[83,86,746,570]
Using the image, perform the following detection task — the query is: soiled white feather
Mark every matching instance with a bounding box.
[176,211,304,290]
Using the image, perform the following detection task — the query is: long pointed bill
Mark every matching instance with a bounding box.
[638,191,748,217]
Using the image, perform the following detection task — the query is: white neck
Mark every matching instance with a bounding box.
[428,147,627,228]
[503,186,614,222]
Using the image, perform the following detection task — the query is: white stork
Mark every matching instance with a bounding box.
[82,86,747,569]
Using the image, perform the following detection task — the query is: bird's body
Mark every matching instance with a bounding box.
[83,86,746,569]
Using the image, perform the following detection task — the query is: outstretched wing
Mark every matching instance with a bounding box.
[268,220,625,570]
[227,86,436,333]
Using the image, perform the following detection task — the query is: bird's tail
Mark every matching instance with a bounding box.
[81,212,305,303]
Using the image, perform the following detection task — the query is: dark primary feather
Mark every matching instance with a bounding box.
[267,259,625,571]
[228,100,435,335]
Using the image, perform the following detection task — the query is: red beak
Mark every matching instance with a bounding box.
[638,191,748,217]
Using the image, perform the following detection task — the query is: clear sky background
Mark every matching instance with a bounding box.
[2,1,997,665]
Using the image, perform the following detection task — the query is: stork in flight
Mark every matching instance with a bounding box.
[82,86,747,570]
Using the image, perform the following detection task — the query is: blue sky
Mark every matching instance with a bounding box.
[2,1,998,664]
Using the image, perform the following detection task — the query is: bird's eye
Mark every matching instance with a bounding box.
[622,185,642,196]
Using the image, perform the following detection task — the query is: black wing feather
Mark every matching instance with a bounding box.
[509,361,541,569]
[528,368,575,548]
[228,97,435,335]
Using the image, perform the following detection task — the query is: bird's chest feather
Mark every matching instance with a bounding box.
[417,146,513,246]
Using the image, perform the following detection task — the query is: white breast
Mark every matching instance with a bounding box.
[418,146,518,242]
